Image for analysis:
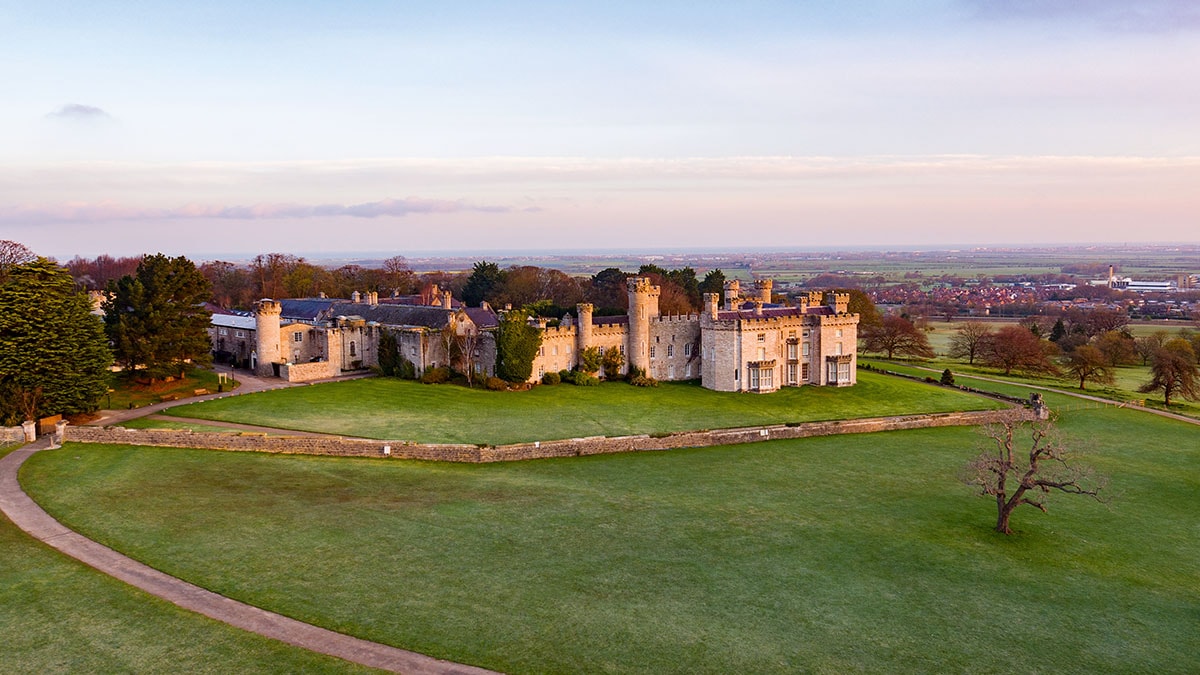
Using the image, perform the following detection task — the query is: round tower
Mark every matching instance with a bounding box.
[254,299,282,377]
[758,279,773,304]
[627,277,660,373]
[576,302,594,359]
[723,279,740,311]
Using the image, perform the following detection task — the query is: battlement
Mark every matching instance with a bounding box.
[255,299,281,315]
[650,313,700,325]
[541,325,578,338]
[628,277,660,295]
[592,322,629,337]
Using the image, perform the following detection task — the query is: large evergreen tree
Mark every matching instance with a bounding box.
[462,260,504,308]
[0,258,111,423]
[494,310,542,383]
[104,254,212,381]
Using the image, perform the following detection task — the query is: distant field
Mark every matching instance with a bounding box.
[162,372,1003,444]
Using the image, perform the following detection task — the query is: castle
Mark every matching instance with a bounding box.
[243,277,859,393]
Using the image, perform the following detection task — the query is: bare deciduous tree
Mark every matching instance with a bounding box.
[0,240,36,282]
[947,321,993,365]
[962,415,1107,535]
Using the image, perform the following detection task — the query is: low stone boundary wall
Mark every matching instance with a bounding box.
[1,426,25,444]
[65,408,1032,463]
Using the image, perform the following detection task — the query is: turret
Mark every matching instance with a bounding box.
[757,279,773,304]
[576,302,594,356]
[351,290,361,303]
[703,292,720,321]
[442,290,452,310]
[254,299,282,377]
[723,279,740,311]
[627,277,660,373]
[368,291,378,306]
[825,291,850,314]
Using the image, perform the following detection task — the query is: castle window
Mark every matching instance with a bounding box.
[836,329,844,338]
[619,345,624,354]
[734,369,739,381]
[411,346,417,356]
[802,342,810,358]
[801,362,809,380]
[835,342,843,355]
[787,363,797,384]
[293,332,303,342]
[840,362,851,381]
[539,346,545,356]
[667,345,674,357]
[655,336,660,343]
[599,346,605,355]
[349,341,357,356]
[553,346,558,356]
[788,330,796,339]
[219,328,228,336]
[757,333,765,342]
[828,362,838,383]
[650,346,656,359]
[235,330,245,338]
[787,343,797,359]
[684,343,692,357]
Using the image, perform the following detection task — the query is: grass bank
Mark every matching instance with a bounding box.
[0,446,374,673]
[22,402,1200,674]
[162,370,1002,444]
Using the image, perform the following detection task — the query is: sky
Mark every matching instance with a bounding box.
[2,0,1198,259]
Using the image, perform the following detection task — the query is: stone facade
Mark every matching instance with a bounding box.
[249,277,858,392]
[249,294,494,383]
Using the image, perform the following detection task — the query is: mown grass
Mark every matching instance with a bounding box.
[22,401,1200,674]
[161,371,1002,444]
[105,368,239,410]
[0,447,376,674]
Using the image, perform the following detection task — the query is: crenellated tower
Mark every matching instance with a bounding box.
[627,277,660,372]
[254,299,282,376]
[723,279,740,311]
[757,279,773,304]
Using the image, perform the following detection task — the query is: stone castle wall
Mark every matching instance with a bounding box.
[280,360,337,382]
[64,408,1029,463]
[645,314,701,380]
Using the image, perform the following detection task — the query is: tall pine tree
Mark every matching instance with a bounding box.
[0,258,111,423]
[104,254,212,381]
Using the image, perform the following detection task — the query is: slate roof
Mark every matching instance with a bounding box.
[211,314,257,330]
[332,303,457,329]
[464,306,499,329]
[279,298,339,322]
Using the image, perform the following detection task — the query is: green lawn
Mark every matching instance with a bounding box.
[20,401,1200,674]
[0,447,376,674]
[105,367,240,410]
[120,417,274,434]
[161,371,1003,444]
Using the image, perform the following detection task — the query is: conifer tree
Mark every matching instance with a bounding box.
[104,254,212,381]
[0,258,111,422]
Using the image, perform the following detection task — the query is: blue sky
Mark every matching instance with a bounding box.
[2,1,1198,257]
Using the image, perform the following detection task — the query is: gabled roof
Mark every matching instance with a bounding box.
[464,306,499,329]
[333,302,459,329]
[279,298,338,321]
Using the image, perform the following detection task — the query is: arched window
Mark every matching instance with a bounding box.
[349,341,357,356]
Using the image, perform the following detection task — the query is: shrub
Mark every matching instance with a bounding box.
[542,371,561,385]
[940,368,955,385]
[575,373,600,386]
[420,366,451,384]
[924,376,936,384]
[630,375,658,387]
[625,365,646,381]
[485,376,507,391]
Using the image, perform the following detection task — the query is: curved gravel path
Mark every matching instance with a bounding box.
[0,438,499,675]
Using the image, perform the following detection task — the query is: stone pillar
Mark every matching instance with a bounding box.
[21,420,35,442]
[254,299,282,377]
[442,291,452,310]
[53,420,67,447]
